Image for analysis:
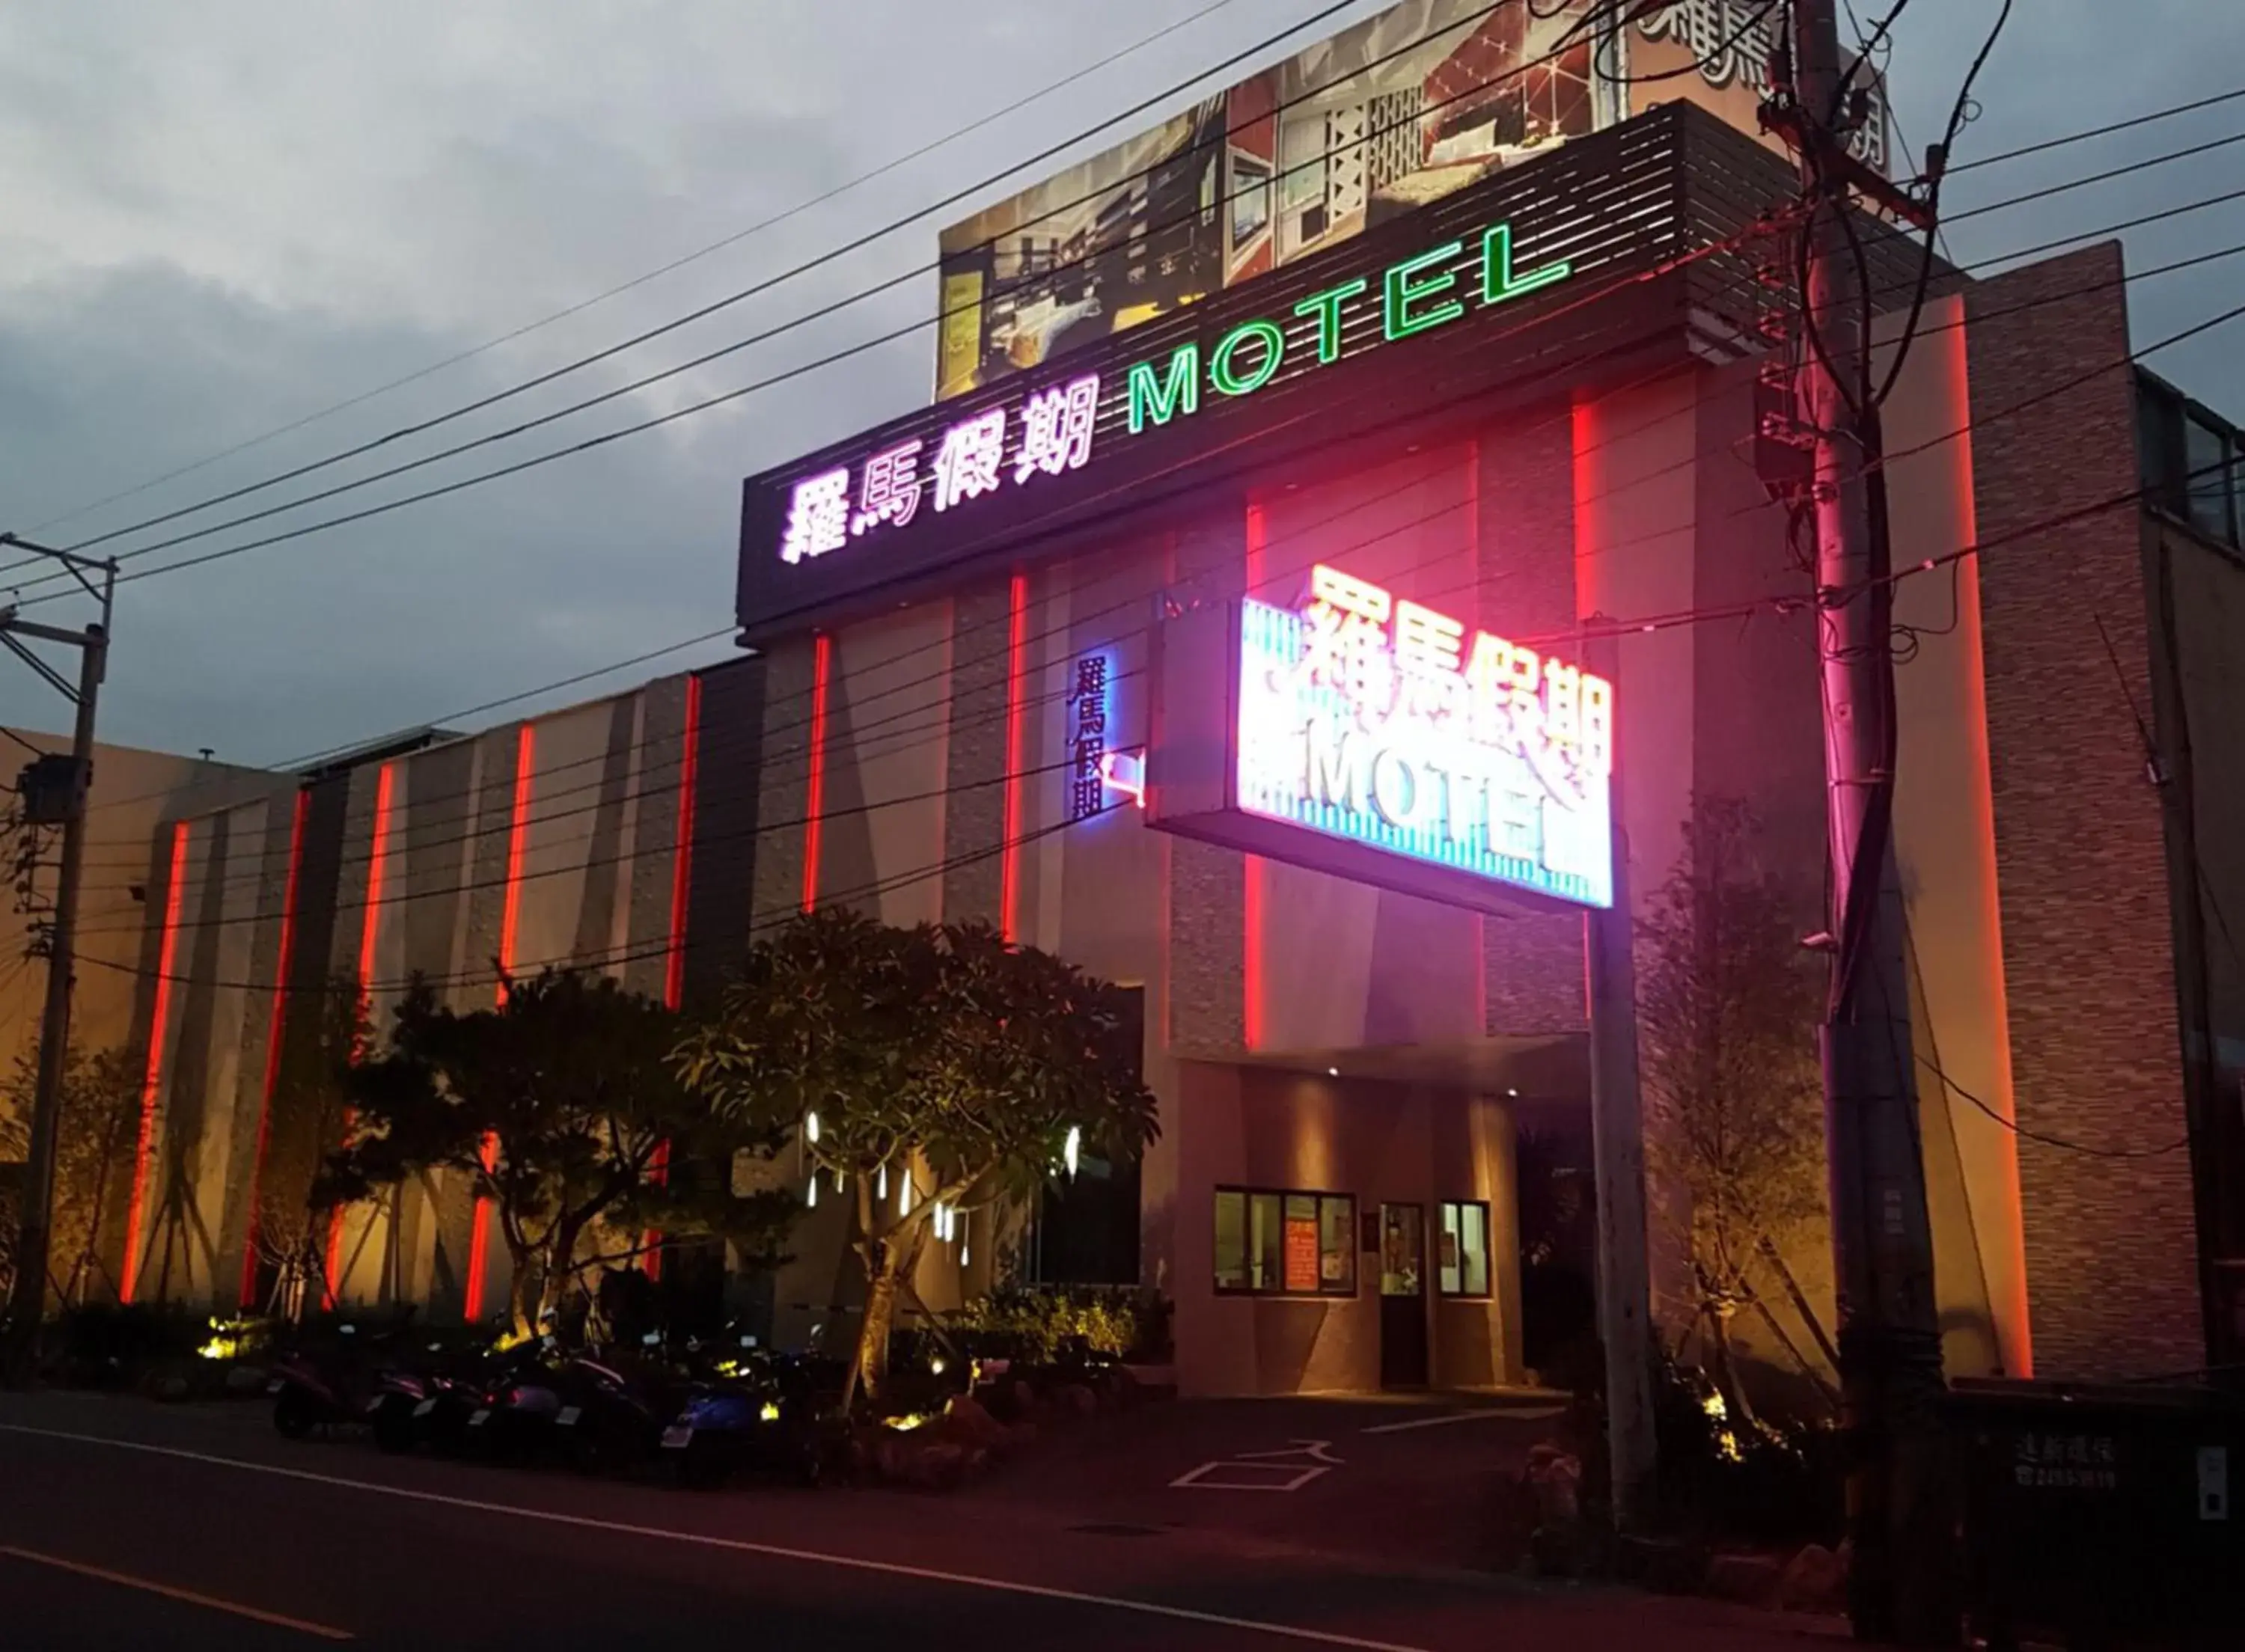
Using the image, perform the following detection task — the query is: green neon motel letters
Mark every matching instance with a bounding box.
[1128,345,1200,433]
[1209,319,1286,397]
[1119,219,1577,437]
[1292,276,1369,365]
[1482,223,1572,305]
[1383,240,1466,342]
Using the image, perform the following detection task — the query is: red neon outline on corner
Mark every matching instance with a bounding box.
[802,634,832,914]
[663,675,702,1012]
[326,762,397,1310]
[648,676,702,1280]
[464,726,534,1324]
[1001,575,1030,943]
[238,789,309,1308]
[1241,502,1267,1050]
[119,821,192,1306]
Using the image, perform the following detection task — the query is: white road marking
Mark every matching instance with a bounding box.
[1172,1439,1343,1492]
[1358,1408,1566,1435]
[0,1543,354,1639]
[1170,1461,1333,1492]
[0,1422,1430,1652]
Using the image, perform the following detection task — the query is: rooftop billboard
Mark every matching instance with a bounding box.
[929,1,1887,401]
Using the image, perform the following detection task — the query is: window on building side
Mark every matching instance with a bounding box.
[2186,414,2235,544]
[1438,1201,1491,1298]
[1213,1187,1356,1296]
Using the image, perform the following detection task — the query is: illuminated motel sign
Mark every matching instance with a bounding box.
[1235,566,1613,910]
[1124,224,1570,435]
[769,221,1572,569]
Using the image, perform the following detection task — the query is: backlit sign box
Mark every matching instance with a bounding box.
[1148,567,1613,915]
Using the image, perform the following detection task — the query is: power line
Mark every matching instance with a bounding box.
[10,0,1521,572]
[4,1,1613,598]
[37,71,2245,620]
[1950,82,2245,176]
[16,0,1256,540]
[58,180,2245,858]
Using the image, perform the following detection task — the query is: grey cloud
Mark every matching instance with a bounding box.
[1,0,2239,767]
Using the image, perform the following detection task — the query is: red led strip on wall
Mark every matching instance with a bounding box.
[1001,575,1030,943]
[237,789,308,1308]
[1241,503,1268,1050]
[802,634,832,914]
[325,762,396,1310]
[649,676,702,1280]
[465,726,534,1324]
[663,674,702,1012]
[118,821,191,1306]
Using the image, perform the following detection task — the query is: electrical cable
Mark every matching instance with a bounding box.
[7,0,1539,572]
[56,192,2245,872]
[14,26,2236,621]
[3,1,1619,596]
[16,0,1259,540]
[1950,82,2245,176]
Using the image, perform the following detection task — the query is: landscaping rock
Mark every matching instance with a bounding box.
[1775,1541,1848,1614]
[148,1372,193,1402]
[1522,1443,1582,1526]
[935,1395,1008,1452]
[1051,1382,1099,1418]
[222,1364,270,1396]
[1704,1552,1783,1604]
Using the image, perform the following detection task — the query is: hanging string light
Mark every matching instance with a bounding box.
[804,1111,821,1145]
[806,1175,819,1209]
[876,1163,889,1201]
[1064,1125,1081,1179]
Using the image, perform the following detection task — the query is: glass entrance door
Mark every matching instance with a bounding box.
[1378,1203,1429,1389]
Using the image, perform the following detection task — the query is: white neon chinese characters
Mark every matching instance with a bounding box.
[1235,564,1616,908]
[1016,373,1100,483]
[778,372,1109,563]
[933,408,1007,512]
[854,438,923,534]
[779,467,850,565]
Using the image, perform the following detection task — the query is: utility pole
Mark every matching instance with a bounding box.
[1768,4,1952,1643]
[0,533,117,1384]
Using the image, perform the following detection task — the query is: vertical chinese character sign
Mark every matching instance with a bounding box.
[1067,652,1112,823]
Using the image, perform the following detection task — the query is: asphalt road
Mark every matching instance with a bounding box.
[0,1392,1832,1651]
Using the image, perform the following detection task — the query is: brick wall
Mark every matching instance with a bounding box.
[1966,244,2204,1378]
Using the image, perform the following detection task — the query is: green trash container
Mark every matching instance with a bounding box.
[1949,1377,2241,1650]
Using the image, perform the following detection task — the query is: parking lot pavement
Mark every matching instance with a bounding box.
[961,1391,1574,1572]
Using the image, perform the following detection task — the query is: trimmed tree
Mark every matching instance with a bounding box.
[675,909,1159,1409]
[2,1040,144,1308]
[320,968,798,1340]
[1640,798,1838,1421]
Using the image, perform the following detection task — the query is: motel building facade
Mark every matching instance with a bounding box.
[88,98,2245,1393]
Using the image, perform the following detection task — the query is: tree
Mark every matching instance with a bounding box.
[1,1041,144,1308]
[251,976,366,1320]
[1639,798,1838,1422]
[676,910,1159,1408]
[320,969,798,1342]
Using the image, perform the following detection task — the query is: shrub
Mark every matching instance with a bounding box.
[1650,1353,1842,1544]
[953,1285,1170,1364]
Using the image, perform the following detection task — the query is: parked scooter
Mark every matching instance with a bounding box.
[660,1336,834,1489]
[268,1321,417,1440]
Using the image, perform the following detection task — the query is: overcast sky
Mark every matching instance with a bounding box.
[2,0,2239,762]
